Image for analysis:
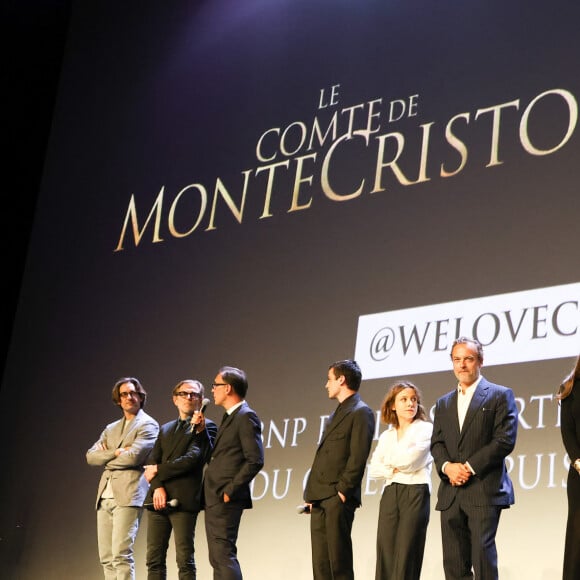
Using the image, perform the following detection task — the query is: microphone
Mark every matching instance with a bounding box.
[144,498,179,509]
[296,504,311,514]
[199,398,210,414]
[188,398,211,434]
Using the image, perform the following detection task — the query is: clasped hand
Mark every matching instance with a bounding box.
[446,462,472,486]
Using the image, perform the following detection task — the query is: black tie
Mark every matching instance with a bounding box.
[177,419,189,433]
[221,412,229,426]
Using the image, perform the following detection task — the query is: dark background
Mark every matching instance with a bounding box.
[2,1,70,376]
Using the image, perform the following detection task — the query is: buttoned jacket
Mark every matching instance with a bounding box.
[431,376,517,510]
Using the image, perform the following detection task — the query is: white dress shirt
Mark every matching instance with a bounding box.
[368,419,434,492]
[457,375,482,430]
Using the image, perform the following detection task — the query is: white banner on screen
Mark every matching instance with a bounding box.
[355,282,580,379]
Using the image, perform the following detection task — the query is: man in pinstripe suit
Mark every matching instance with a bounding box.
[431,337,518,580]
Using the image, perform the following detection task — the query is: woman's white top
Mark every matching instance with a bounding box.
[368,419,434,492]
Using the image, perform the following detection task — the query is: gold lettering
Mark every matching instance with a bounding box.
[114,188,165,251]
[441,113,470,177]
[167,184,208,238]
[207,172,253,230]
[475,99,520,167]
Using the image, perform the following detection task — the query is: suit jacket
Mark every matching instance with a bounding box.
[560,379,580,463]
[144,417,217,512]
[430,376,518,511]
[86,408,159,508]
[304,392,375,506]
[203,401,264,509]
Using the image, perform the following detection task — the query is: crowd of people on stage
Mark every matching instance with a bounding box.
[86,340,580,580]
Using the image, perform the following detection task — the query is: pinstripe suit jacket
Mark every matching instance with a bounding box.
[430,376,517,510]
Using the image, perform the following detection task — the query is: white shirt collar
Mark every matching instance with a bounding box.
[225,400,244,415]
[457,374,482,394]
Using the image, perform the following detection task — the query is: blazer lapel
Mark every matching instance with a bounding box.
[449,391,461,436]
[112,417,130,449]
[319,395,357,445]
[167,419,187,457]
[460,381,487,436]
[213,405,241,447]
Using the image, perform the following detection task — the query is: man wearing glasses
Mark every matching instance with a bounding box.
[202,366,264,580]
[86,377,159,580]
[143,379,217,579]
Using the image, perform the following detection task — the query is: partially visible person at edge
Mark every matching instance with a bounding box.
[202,366,264,580]
[368,380,433,580]
[431,337,518,580]
[143,379,217,579]
[556,353,580,580]
[86,377,159,580]
[303,359,376,580]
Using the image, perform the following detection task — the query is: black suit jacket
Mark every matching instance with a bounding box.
[430,376,518,511]
[561,379,580,463]
[203,401,264,509]
[304,393,375,506]
[145,417,217,513]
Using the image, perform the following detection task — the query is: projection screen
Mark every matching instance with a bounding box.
[1,1,579,578]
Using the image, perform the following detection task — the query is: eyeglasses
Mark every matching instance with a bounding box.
[119,391,140,399]
[212,383,228,389]
[175,392,201,399]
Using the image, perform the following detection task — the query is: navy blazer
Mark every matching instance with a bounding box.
[304,392,375,506]
[203,401,264,509]
[144,418,217,513]
[431,376,518,510]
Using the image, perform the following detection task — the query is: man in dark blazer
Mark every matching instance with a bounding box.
[431,337,518,580]
[144,379,217,579]
[303,359,376,580]
[203,366,264,580]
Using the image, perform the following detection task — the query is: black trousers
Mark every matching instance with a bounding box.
[204,501,244,580]
[563,466,580,579]
[440,496,502,580]
[146,509,198,580]
[375,482,430,580]
[310,494,357,580]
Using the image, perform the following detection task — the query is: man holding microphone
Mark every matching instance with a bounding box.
[144,379,217,580]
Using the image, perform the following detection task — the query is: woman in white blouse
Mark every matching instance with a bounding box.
[368,381,433,580]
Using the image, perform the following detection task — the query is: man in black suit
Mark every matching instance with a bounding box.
[431,337,518,580]
[303,359,375,580]
[144,379,217,579]
[202,366,264,580]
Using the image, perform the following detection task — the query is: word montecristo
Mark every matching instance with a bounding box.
[114,86,577,251]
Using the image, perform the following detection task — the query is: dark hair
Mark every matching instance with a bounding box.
[172,379,204,397]
[329,359,362,391]
[450,336,484,362]
[556,354,580,401]
[380,380,427,428]
[219,366,248,398]
[112,377,147,408]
